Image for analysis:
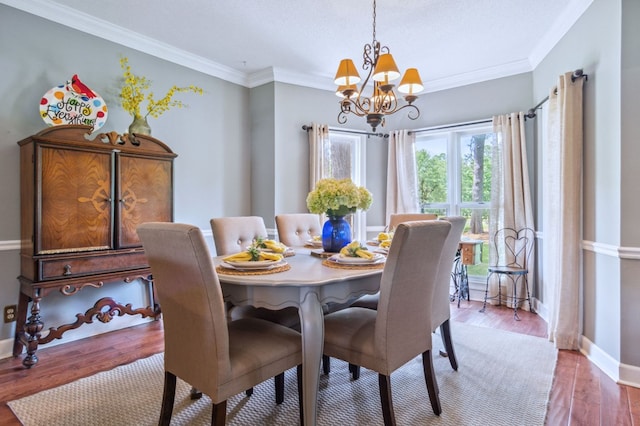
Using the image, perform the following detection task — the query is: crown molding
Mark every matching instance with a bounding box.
[0,0,249,87]
[423,59,533,93]
[2,0,592,94]
[528,0,594,68]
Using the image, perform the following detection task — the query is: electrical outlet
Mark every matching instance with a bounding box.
[4,305,16,323]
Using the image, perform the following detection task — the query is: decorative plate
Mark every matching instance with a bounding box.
[223,259,284,269]
[306,239,323,248]
[40,75,108,131]
[331,253,385,265]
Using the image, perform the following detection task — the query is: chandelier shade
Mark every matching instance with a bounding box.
[372,53,400,83]
[334,0,423,131]
[334,59,361,86]
[398,68,424,95]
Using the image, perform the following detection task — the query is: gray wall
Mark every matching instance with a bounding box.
[533,0,640,369]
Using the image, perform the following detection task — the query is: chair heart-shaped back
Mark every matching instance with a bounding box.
[495,227,535,268]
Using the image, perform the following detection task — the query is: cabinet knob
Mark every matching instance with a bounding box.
[63,264,72,276]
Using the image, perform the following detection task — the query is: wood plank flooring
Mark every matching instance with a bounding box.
[0,300,637,425]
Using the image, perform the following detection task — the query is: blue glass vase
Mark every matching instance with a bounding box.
[322,215,352,253]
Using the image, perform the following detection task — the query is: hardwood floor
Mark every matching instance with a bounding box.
[0,301,638,425]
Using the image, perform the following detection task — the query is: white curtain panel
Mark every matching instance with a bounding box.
[308,123,329,191]
[385,130,420,225]
[490,112,536,308]
[544,72,584,350]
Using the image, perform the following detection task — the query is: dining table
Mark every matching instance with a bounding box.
[213,247,384,426]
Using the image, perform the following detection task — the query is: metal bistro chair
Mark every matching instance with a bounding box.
[480,227,535,320]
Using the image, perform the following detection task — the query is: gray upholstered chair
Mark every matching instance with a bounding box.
[349,216,465,377]
[210,216,268,255]
[322,220,452,423]
[275,213,322,247]
[210,216,300,330]
[387,213,437,230]
[137,223,303,426]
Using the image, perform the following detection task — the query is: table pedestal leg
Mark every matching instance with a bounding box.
[298,291,324,426]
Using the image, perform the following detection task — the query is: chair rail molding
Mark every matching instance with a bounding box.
[0,239,20,251]
[582,240,640,260]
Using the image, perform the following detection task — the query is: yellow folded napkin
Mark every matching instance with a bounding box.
[340,241,374,259]
[262,239,288,253]
[377,232,391,241]
[223,250,283,262]
[380,239,391,249]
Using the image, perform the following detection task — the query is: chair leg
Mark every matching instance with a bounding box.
[211,400,227,425]
[296,364,304,426]
[480,274,491,313]
[512,277,521,321]
[349,363,361,380]
[322,354,331,374]
[245,388,254,397]
[275,372,285,404]
[378,374,396,426]
[524,277,536,314]
[440,319,458,371]
[159,371,176,426]
[190,386,203,400]
[422,350,442,416]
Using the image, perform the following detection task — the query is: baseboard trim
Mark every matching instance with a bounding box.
[0,336,17,360]
[579,334,640,388]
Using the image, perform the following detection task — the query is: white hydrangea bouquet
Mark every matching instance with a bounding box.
[306,178,372,217]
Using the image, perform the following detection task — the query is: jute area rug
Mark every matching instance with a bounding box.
[9,322,557,425]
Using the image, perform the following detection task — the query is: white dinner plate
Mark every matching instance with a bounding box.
[330,253,385,265]
[306,239,323,248]
[223,259,284,269]
[366,240,380,246]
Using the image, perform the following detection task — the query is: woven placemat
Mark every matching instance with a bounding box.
[321,259,385,270]
[216,263,291,276]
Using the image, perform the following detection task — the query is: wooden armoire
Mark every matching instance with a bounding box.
[15,125,176,367]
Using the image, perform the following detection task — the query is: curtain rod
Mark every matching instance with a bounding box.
[407,118,492,135]
[525,69,588,119]
[302,125,389,138]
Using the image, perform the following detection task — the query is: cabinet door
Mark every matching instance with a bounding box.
[117,154,173,248]
[38,146,113,254]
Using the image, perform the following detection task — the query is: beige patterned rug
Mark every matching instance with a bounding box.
[9,323,557,425]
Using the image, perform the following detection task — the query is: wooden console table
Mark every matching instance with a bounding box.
[14,125,175,368]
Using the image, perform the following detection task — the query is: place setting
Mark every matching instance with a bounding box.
[217,240,291,275]
[323,241,386,270]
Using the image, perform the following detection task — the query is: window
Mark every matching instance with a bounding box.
[414,122,495,277]
[321,131,367,241]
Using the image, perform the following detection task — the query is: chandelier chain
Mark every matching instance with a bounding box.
[372,0,377,44]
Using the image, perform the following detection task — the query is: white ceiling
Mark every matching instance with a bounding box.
[4,0,593,92]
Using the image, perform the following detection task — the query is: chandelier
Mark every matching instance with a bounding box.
[334,0,424,131]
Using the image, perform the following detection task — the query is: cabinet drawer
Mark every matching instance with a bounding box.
[38,251,148,280]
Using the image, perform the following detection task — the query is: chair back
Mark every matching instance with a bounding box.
[275,213,322,247]
[432,216,466,328]
[210,216,268,255]
[493,227,535,269]
[388,213,437,231]
[137,222,231,395]
[375,220,451,370]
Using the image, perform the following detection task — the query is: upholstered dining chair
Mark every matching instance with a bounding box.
[275,213,322,247]
[275,212,343,375]
[480,227,535,320]
[137,223,303,426]
[322,220,452,424]
[349,216,466,375]
[210,216,269,256]
[387,213,437,230]
[210,216,301,327]
[210,216,300,400]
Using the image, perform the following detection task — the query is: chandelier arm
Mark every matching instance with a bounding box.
[394,103,421,120]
